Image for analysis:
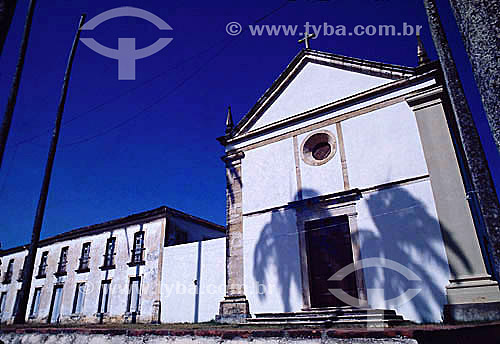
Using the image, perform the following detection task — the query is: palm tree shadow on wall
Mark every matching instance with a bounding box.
[253,187,472,322]
[253,207,302,313]
[359,187,471,322]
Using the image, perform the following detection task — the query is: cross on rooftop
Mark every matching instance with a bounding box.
[298,31,316,49]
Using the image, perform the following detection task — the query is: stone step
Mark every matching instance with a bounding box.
[244,318,406,328]
[246,307,407,328]
[248,313,404,323]
[254,308,398,319]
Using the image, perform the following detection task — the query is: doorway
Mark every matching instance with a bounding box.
[305,215,358,308]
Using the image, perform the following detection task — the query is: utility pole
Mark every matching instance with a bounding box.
[14,14,86,324]
[0,0,37,169]
[447,0,500,154]
[422,0,500,281]
[0,0,18,56]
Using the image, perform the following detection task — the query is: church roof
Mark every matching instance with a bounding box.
[219,49,432,145]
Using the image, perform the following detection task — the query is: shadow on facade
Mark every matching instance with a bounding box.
[253,206,302,313]
[253,187,472,322]
[359,187,470,322]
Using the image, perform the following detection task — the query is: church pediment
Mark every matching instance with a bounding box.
[228,50,416,139]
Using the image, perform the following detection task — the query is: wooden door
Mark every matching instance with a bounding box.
[305,215,358,308]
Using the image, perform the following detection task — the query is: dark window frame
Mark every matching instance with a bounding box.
[76,242,91,273]
[12,289,21,317]
[0,291,7,313]
[126,276,141,314]
[2,259,14,284]
[100,238,116,270]
[29,287,42,318]
[55,247,69,276]
[36,252,49,279]
[17,257,27,282]
[97,280,111,314]
[128,231,146,266]
[72,282,86,314]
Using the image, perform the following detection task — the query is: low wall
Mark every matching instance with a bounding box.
[0,331,416,344]
[161,238,226,323]
[2,323,500,343]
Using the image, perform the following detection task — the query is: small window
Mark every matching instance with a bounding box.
[30,288,42,318]
[17,257,27,282]
[12,289,21,316]
[37,252,49,278]
[129,231,145,265]
[0,292,7,314]
[77,243,91,272]
[101,238,116,270]
[175,230,188,245]
[127,277,141,314]
[72,283,86,314]
[2,259,14,284]
[97,280,111,314]
[55,247,69,276]
[301,130,337,166]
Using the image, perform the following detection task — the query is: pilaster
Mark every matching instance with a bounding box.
[217,150,250,323]
[406,86,500,323]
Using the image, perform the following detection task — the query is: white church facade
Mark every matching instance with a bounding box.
[216,48,500,324]
[1,47,499,326]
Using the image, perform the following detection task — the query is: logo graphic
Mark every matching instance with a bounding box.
[226,22,242,36]
[328,258,422,307]
[80,7,173,80]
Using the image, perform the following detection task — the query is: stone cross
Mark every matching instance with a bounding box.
[298,32,316,49]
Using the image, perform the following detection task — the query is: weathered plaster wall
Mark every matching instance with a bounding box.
[357,181,450,323]
[252,62,390,130]
[23,218,165,325]
[0,250,28,323]
[161,238,226,323]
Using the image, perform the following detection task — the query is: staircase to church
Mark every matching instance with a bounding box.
[245,307,409,328]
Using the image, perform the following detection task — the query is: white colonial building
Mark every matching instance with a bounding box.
[0,206,225,324]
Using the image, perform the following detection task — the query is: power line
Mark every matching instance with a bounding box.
[59,1,292,147]
[10,40,226,148]
[63,40,233,147]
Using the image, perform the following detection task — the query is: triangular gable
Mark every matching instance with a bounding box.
[231,50,416,138]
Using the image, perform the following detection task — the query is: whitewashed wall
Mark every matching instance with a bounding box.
[357,180,450,323]
[161,238,226,323]
[342,102,428,189]
[242,138,297,213]
[0,250,28,323]
[243,208,303,314]
[297,123,344,199]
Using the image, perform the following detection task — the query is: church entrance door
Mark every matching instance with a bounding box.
[305,215,358,308]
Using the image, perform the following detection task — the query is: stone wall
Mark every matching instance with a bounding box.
[0,331,416,344]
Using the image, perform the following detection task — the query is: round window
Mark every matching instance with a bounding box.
[301,130,337,166]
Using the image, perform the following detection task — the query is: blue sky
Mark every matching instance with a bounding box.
[0,0,498,249]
